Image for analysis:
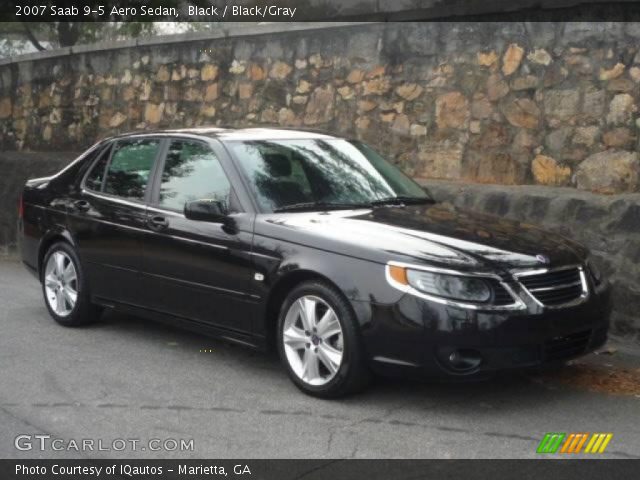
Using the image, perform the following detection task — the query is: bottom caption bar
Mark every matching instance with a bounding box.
[1,459,638,480]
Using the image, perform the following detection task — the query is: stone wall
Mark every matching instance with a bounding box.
[1,22,640,195]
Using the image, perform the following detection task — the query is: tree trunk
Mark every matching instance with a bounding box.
[57,22,80,47]
[21,23,46,51]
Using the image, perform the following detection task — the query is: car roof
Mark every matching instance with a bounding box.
[107,126,340,142]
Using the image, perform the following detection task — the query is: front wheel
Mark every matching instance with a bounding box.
[277,281,371,398]
[41,242,100,326]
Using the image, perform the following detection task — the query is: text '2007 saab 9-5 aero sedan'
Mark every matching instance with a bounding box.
[19,127,611,397]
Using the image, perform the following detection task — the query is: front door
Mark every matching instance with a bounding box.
[140,138,256,334]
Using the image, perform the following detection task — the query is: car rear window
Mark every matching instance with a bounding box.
[84,147,111,192]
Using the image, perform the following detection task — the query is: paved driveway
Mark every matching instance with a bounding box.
[1,259,638,459]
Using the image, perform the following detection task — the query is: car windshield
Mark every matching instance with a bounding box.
[228,138,433,212]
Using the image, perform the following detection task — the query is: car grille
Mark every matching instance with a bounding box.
[518,267,585,307]
[544,330,591,361]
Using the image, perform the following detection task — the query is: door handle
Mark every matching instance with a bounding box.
[148,215,169,231]
[73,200,90,211]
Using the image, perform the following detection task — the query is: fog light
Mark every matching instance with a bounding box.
[444,348,483,372]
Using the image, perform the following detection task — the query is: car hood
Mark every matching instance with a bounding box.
[255,203,587,272]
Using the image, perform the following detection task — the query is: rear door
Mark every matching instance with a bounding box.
[139,137,257,334]
[68,136,162,306]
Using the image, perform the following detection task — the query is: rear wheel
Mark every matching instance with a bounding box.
[277,281,371,398]
[41,242,100,326]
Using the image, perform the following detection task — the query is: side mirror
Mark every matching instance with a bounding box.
[184,199,227,222]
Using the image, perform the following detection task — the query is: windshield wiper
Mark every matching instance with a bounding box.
[370,196,435,206]
[274,201,372,213]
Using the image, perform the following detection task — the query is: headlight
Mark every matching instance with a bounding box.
[388,265,491,303]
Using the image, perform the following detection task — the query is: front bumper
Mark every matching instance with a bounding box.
[361,282,612,379]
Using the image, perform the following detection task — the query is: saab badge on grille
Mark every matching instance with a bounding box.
[536,254,551,264]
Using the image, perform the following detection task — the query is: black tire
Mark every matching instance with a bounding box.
[41,242,101,327]
[277,280,371,398]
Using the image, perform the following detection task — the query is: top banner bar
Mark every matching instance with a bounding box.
[4,0,640,22]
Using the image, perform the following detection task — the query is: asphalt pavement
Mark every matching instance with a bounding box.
[1,259,639,459]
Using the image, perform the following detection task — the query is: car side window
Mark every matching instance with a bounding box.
[104,139,159,201]
[158,140,232,213]
[84,146,111,192]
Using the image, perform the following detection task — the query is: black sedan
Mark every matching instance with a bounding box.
[19,127,611,397]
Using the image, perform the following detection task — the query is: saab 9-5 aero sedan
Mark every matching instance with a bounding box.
[19,127,611,397]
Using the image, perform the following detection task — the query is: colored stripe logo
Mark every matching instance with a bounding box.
[537,433,613,454]
[584,433,613,454]
[537,433,565,453]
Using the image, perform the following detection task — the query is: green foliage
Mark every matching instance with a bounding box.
[0,0,216,55]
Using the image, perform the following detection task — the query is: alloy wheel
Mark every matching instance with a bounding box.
[282,295,344,386]
[44,251,78,317]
